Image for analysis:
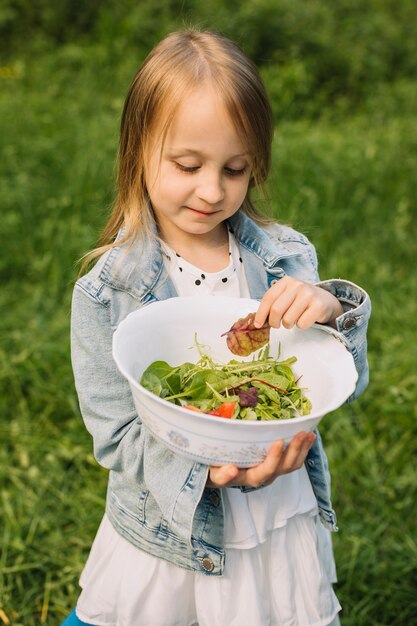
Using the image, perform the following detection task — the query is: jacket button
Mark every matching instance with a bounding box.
[342,316,356,330]
[201,557,215,572]
[210,491,221,507]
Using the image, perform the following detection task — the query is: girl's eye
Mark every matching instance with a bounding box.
[174,162,248,176]
[224,166,248,177]
[175,163,200,174]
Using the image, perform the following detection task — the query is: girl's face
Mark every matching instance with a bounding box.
[145,84,252,247]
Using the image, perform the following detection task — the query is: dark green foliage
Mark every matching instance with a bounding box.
[1,0,417,118]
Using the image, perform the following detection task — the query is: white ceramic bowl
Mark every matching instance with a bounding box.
[113,296,357,467]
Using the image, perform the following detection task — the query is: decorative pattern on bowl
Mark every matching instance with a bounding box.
[168,430,190,449]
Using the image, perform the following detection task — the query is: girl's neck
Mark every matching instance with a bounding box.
[159,223,230,272]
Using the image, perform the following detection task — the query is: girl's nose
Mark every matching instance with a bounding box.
[196,171,225,204]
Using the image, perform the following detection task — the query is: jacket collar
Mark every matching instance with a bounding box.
[97,211,299,301]
[228,212,300,266]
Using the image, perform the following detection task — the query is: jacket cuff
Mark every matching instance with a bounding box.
[316,278,370,326]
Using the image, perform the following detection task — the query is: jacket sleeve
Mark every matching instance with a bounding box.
[71,284,208,542]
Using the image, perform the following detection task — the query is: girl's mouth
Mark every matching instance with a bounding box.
[187,207,219,217]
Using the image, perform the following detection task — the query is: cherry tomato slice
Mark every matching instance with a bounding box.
[207,401,237,419]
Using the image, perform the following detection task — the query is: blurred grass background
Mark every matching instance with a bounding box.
[1,1,416,624]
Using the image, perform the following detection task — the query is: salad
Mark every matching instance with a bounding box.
[140,342,312,421]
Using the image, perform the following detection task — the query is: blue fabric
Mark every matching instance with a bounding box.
[61,608,93,626]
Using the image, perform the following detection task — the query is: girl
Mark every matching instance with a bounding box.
[63,29,370,626]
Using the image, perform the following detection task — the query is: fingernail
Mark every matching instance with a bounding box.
[253,320,261,328]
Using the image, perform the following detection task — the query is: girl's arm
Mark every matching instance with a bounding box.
[208,274,370,489]
[254,275,370,402]
[71,285,208,542]
[208,276,370,489]
[259,225,371,402]
[208,227,371,490]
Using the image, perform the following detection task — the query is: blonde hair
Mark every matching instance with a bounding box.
[81,28,274,271]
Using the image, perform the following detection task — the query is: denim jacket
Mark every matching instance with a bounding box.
[71,211,370,576]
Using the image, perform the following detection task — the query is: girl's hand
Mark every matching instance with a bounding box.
[254,276,343,330]
[207,431,316,488]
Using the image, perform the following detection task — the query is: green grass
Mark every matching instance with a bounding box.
[1,48,416,625]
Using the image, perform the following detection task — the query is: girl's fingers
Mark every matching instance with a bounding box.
[208,464,239,487]
[280,431,316,471]
[208,432,316,488]
[242,439,288,487]
[249,439,286,485]
[268,290,298,328]
[254,281,287,328]
[279,298,310,329]
[296,303,323,329]
[254,277,314,329]
[212,441,286,488]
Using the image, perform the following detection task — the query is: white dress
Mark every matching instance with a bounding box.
[76,234,341,626]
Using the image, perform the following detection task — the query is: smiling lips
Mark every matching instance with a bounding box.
[186,206,220,217]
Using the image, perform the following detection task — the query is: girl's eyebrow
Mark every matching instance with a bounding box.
[166,148,251,159]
